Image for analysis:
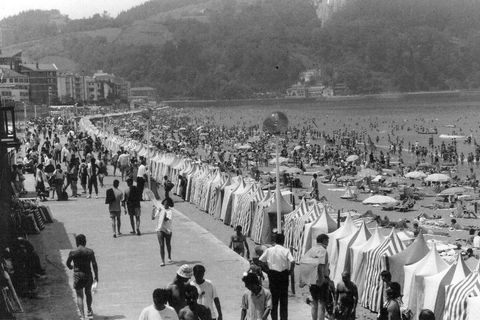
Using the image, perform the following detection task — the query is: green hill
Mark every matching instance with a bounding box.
[1,0,480,98]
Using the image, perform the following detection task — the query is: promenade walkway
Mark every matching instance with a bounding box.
[17,172,312,320]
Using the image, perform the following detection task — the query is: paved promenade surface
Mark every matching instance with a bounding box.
[17,172,312,320]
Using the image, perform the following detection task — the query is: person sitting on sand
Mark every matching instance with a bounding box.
[412,222,427,237]
[450,219,463,230]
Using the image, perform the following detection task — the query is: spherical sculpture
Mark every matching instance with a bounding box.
[263,111,289,135]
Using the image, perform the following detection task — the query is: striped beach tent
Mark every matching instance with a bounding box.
[251,190,293,244]
[230,181,255,228]
[284,198,310,253]
[250,189,272,238]
[184,164,198,202]
[198,169,216,211]
[229,178,251,226]
[423,253,470,320]
[444,265,480,320]
[351,226,384,297]
[219,176,242,222]
[292,201,326,262]
[403,243,449,315]
[333,220,371,284]
[361,229,405,312]
[327,213,358,278]
[236,184,264,236]
[205,170,223,214]
[301,204,337,259]
[388,232,429,288]
[213,177,231,219]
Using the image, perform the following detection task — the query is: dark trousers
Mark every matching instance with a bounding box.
[137,176,145,198]
[88,176,98,195]
[157,231,172,262]
[267,270,289,320]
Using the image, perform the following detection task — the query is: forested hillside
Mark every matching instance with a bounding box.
[1,0,480,98]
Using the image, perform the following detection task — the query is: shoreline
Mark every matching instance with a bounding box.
[162,89,480,108]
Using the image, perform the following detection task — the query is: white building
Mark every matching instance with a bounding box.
[0,67,30,102]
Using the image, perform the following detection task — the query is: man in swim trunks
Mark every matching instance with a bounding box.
[229,225,250,259]
[66,234,98,320]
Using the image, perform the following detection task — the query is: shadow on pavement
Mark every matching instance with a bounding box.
[16,218,79,320]
[93,314,126,320]
[169,260,203,266]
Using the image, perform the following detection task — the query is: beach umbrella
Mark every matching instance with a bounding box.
[384,176,406,185]
[356,168,378,178]
[362,195,398,205]
[236,144,252,150]
[425,173,450,182]
[346,154,359,162]
[294,145,303,151]
[440,187,465,195]
[269,157,290,165]
[405,171,427,179]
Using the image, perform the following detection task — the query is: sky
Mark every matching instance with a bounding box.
[1,0,150,20]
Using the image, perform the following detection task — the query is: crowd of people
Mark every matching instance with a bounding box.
[12,108,476,320]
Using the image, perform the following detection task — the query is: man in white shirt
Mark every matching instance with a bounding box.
[259,233,294,320]
[137,157,148,200]
[152,198,174,267]
[301,234,330,320]
[61,144,71,166]
[138,288,178,320]
[117,151,130,181]
[473,231,480,248]
[191,265,223,320]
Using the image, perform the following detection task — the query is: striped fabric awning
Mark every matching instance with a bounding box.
[444,270,480,320]
[361,229,406,312]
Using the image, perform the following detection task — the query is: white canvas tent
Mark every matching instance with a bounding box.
[333,220,371,284]
[403,243,449,313]
[326,213,357,280]
[388,233,429,287]
[350,226,385,297]
[301,208,337,258]
[423,254,470,320]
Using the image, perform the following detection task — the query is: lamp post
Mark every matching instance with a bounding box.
[263,111,289,233]
[144,108,153,189]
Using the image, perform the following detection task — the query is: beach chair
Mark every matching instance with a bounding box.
[395,198,415,212]
[382,203,397,211]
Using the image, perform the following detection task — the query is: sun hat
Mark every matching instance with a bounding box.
[177,264,193,279]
